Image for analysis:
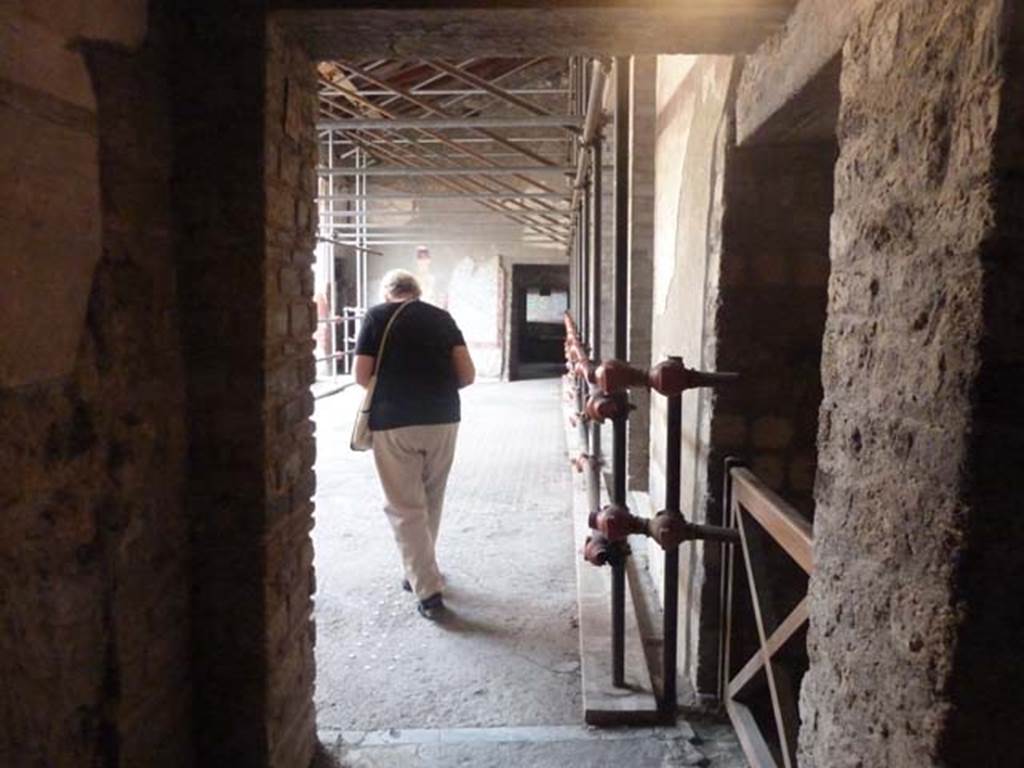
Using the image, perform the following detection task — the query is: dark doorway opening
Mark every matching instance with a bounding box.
[509,264,570,381]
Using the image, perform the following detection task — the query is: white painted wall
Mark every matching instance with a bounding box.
[649,54,735,693]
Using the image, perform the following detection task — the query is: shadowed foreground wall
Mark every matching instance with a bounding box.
[0,20,190,766]
[172,8,319,764]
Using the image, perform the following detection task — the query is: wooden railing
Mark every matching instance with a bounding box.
[721,459,814,768]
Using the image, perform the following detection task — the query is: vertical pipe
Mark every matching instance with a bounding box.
[662,357,683,717]
[612,56,630,504]
[609,57,631,689]
[589,141,602,379]
[328,131,337,377]
[581,183,591,346]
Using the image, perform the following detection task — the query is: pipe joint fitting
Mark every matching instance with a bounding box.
[589,504,649,543]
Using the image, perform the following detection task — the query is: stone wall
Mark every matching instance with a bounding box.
[0,8,190,765]
[799,1,1016,765]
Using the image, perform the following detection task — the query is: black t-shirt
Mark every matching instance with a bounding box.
[355,300,466,430]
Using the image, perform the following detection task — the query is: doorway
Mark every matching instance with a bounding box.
[508,264,570,381]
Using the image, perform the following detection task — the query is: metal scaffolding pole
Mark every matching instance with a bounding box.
[318,115,583,131]
[331,59,565,172]
[610,56,632,691]
[322,87,568,98]
[317,165,575,177]
[318,81,573,231]
[332,122,570,243]
[423,59,552,117]
[318,192,572,202]
[319,209,573,219]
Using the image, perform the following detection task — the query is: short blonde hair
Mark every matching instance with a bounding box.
[380,269,422,301]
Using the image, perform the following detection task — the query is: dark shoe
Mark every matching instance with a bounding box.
[402,578,412,593]
[417,593,445,620]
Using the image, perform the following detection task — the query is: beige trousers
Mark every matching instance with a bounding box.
[372,422,459,600]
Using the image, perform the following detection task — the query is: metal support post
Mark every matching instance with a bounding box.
[662,365,683,716]
[608,56,632,690]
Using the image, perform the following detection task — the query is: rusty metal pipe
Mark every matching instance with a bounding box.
[596,357,739,397]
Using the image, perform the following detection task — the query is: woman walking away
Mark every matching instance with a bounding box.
[353,269,476,620]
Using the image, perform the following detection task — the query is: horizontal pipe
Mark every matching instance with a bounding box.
[320,135,570,145]
[327,239,566,246]
[318,209,574,218]
[316,237,383,255]
[318,115,584,131]
[321,87,569,97]
[317,192,571,202]
[321,230,571,238]
[316,165,574,177]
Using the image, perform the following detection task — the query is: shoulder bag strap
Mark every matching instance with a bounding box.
[372,300,412,377]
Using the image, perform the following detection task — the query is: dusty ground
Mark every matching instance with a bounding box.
[313,379,581,731]
[312,378,747,766]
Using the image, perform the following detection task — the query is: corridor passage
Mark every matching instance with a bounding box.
[312,379,743,766]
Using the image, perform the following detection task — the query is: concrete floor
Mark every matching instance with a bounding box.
[312,378,747,767]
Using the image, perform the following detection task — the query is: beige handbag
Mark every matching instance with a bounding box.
[350,301,411,451]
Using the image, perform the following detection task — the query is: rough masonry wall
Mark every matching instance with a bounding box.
[800,1,1009,765]
[263,22,319,768]
[736,0,878,143]
[649,55,736,695]
[0,19,191,767]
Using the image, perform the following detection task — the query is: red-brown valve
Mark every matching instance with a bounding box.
[646,510,741,549]
[647,511,691,550]
[583,533,611,566]
[596,357,738,396]
[648,358,739,396]
[570,452,592,473]
[595,359,649,394]
[564,312,579,338]
[584,393,630,424]
[565,340,583,365]
[589,504,649,543]
[574,359,597,384]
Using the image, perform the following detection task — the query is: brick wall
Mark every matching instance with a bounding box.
[263,21,319,768]
[799,1,1016,764]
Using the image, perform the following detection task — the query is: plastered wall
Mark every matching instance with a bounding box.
[362,199,568,379]
[648,54,736,695]
[0,4,191,765]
